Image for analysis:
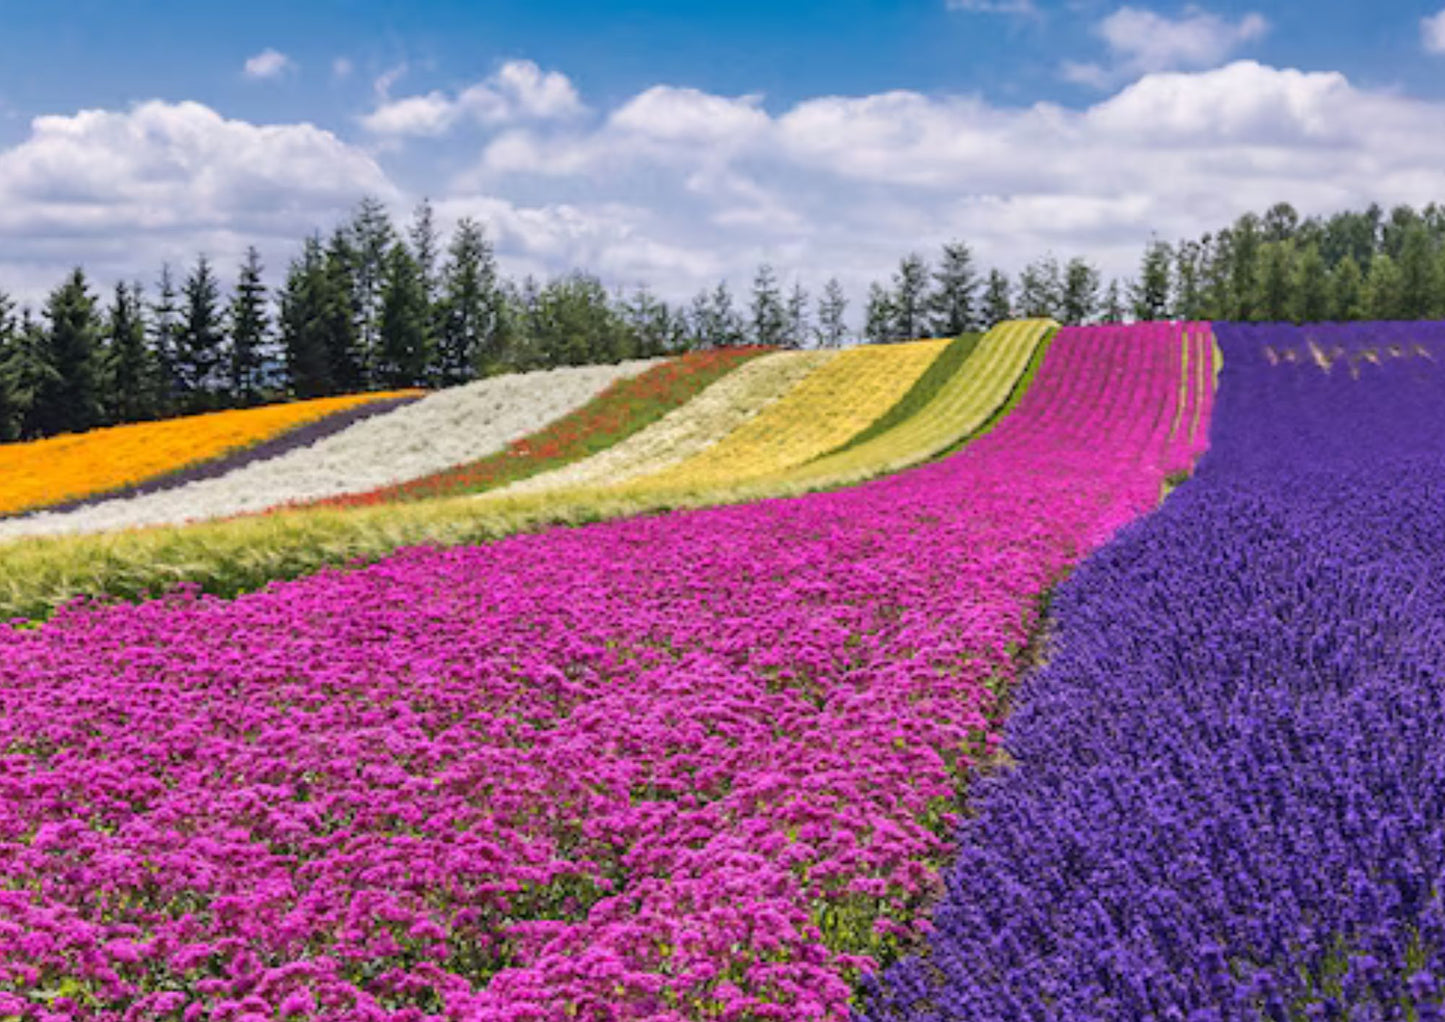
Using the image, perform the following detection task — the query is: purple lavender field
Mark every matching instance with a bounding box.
[858,321,1445,1021]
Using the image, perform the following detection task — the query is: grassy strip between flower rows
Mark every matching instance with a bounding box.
[306,348,768,509]
[820,333,981,458]
[0,327,1045,624]
[0,391,424,519]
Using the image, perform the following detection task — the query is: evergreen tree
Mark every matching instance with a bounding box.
[0,291,18,440]
[1365,252,1404,320]
[345,196,397,384]
[99,281,158,424]
[323,230,364,392]
[708,281,744,348]
[1262,201,1300,243]
[1255,242,1294,322]
[149,265,182,414]
[1397,225,1439,320]
[279,236,335,399]
[229,246,269,405]
[1331,255,1367,322]
[1061,257,1101,325]
[1018,256,1063,320]
[929,241,980,336]
[1174,240,1206,320]
[408,198,441,302]
[1131,240,1172,321]
[176,255,225,409]
[784,282,809,350]
[437,217,503,381]
[623,286,675,358]
[1291,244,1331,324]
[377,242,433,387]
[981,269,1012,326]
[1100,279,1127,323]
[531,273,630,367]
[750,264,787,346]
[863,283,893,344]
[34,268,101,436]
[890,254,930,341]
[815,278,848,348]
[8,310,53,440]
[1201,232,1233,322]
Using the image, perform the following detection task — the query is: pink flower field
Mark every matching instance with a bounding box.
[0,323,1210,1021]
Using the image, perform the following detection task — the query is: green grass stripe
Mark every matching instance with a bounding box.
[820,333,982,459]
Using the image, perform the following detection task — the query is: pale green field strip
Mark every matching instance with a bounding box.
[497,350,834,498]
[761,318,1056,492]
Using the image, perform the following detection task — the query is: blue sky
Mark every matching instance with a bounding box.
[2,1,1445,313]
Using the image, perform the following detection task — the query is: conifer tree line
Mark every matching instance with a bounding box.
[4,197,1445,441]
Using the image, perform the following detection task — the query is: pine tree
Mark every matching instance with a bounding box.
[229,246,269,405]
[1291,244,1331,324]
[100,281,158,424]
[150,265,182,414]
[8,310,53,440]
[408,198,441,302]
[176,255,225,410]
[1255,242,1294,322]
[1100,280,1127,324]
[784,282,809,350]
[750,264,787,347]
[929,242,980,336]
[1018,256,1063,320]
[815,278,848,348]
[346,196,397,384]
[1061,257,1101,325]
[34,268,101,436]
[322,230,364,392]
[1330,255,1367,322]
[1365,252,1404,320]
[376,242,434,387]
[890,254,930,341]
[863,283,893,344]
[623,286,674,358]
[0,291,18,440]
[981,270,1012,326]
[279,236,335,399]
[1131,241,1172,321]
[709,281,744,348]
[1174,240,1206,320]
[437,217,503,381]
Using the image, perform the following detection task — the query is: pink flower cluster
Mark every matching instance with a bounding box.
[0,323,1209,1020]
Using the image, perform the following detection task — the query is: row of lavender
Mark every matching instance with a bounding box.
[860,320,1445,1020]
[0,324,1202,1020]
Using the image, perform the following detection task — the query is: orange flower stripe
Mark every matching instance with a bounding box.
[0,391,423,517]
[313,348,768,509]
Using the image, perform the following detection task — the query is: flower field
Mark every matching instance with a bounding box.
[859,320,1445,1021]
[308,348,766,509]
[615,339,948,493]
[0,322,1207,1020]
[499,351,831,498]
[0,391,422,519]
[0,360,657,539]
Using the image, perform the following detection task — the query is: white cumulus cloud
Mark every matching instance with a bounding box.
[1424,9,1445,54]
[1064,5,1269,88]
[242,48,294,80]
[361,59,583,137]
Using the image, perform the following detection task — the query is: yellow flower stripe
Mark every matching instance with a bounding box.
[621,339,949,494]
[747,320,1055,493]
[498,350,834,497]
[0,391,422,517]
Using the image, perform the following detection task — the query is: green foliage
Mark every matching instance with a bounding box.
[1133,239,1173,321]
[930,241,982,335]
[825,332,981,457]
[228,247,269,405]
[376,242,434,388]
[34,268,101,436]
